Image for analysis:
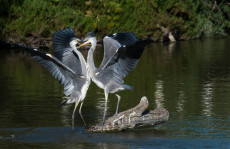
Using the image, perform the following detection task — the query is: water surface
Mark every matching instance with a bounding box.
[0,38,230,148]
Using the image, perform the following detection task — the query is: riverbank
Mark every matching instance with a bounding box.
[1,0,229,49]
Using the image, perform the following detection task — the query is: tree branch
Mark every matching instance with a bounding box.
[87,96,169,132]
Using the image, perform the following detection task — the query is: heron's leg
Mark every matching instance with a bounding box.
[102,89,109,131]
[79,101,87,127]
[115,94,121,115]
[72,100,80,131]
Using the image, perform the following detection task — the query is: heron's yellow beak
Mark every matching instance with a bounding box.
[77,40,92,48]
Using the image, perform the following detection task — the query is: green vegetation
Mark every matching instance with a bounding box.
[0,0,229,44]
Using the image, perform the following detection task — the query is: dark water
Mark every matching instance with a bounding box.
[0,38,230,148]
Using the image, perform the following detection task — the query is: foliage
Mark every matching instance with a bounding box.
[1,0,230,43]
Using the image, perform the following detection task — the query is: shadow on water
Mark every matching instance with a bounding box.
[1,37,230,148]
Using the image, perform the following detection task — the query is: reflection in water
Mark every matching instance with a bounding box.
[167,42,176,55]
[95,96,110,117]
[60,105,71,127]
[202,82,214,117]
[176,90,185,113]
[154,80,164,108]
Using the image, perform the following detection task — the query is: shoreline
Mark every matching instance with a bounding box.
[1,29,177,50]
[1,31,229,50]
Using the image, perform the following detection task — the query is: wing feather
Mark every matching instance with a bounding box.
[98,33,150,83]
[30,48,80,96]
[112,40,150,79]
[15,43,88,97]
[98,32,139,72]
[53,27,86,77]
[52,27,80,60]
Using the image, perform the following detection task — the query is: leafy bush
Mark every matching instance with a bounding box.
[1,0,230,43]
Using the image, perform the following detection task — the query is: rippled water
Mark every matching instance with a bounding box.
[0,38,230,148]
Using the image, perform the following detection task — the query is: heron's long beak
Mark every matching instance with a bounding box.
[77,40,92,49]
[75,39,83,50]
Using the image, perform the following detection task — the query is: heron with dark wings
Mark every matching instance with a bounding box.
[78,32,150,129]
[21,28,90,130]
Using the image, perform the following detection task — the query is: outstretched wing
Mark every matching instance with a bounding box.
[97,33,138,72]
[27,47,82,96]
[53,27,81,60]
[52,27,86,77]
[112,39,150,80]
[97,33,149,80]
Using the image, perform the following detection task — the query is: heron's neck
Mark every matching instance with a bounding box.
[72,46,88,76]
[87,41,97,75]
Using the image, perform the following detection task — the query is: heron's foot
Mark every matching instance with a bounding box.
[113,113,118,117]
[113,110,119,117]
[84,125,89,130]
[100,122,105,132]
[82,121,88,129]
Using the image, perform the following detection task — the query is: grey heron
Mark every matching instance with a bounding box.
[78,32,150,128]
[20,28,90,130]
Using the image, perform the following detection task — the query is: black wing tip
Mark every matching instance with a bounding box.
[142,38,152,44]
[106,32,138,47]
[23,47,45,57]
[123,39,150,59]
[32,48,51,56]
[136,38,152,46]
[107,32,134,37]
[107,32,136,40]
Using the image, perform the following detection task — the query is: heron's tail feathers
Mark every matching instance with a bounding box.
[123,84,133,90]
